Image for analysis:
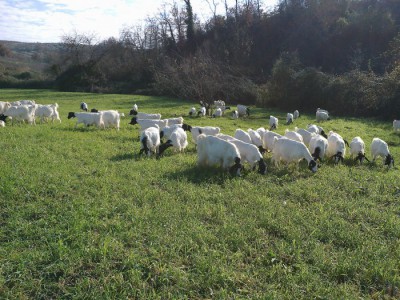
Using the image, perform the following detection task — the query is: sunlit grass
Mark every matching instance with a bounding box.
[0,89,399,299]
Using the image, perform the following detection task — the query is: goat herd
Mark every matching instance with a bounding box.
[0,99,396,176]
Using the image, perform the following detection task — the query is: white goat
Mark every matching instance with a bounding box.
[67,112,104,128]
[212,108,223,118]
[232,110,239,119]
[165,117,184,126]
[139,126,161,157]
[295,127,317,146]
[129,118,168,130]
[0,120,5,127]
[316,110,330,122]
[234,129,252,144]
[309,134,328,162]
[237,104,250,117]
[198,107,206,117]
[293,110,299,119]
[190,126,221,144]
[80,102,88,112]
[248,128,265,153]
[197,134,243,176]
[4,105,37,125]
[371,138,394,167]
[393,120,400,131]
[262,130,282,152]
[272,137,318,172]
[269,115,278,130]
[0,101,11,114]
[160,124,183,140]
[286,113,294,125]
[158,127,188,156]
[349,136,369,164]
[284,129,304,143]
[189,107,196,116]
[35,103,60,124]
[307,124,327,138]
[217,134,267,174]
[130,112,161,120]
[100,110,121,130]
[327,131,347,163]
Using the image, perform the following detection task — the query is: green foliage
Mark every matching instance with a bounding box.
[0,89,399,298]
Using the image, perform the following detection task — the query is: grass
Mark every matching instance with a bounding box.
[0,89,399,299]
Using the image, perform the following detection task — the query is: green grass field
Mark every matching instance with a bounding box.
[0,89,399,299]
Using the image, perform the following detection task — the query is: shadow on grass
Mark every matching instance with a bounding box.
[164,165,241,185]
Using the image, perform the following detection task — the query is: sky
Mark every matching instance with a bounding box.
[0,0,279,43]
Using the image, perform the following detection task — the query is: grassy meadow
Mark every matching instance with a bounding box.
[0,89,399,299]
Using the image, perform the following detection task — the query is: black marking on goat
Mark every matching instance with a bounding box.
[140,136,150,156]
[197,110,202,116]
[246,107,250,116]
[343,139,349,147]
[258,159,267,175]
[308,160,317,171]
[0,114,8,122]
[270,123,277,130]
[355,152,369,164]
[331,152,344,164]
[312,147,322,161]
[229,157,243,176]
[182,123,192,132]
[67,112,76,119]
[385,154,394,167]
[129,117,137,125]
[320,130,328,139]
[198,128,202,134]
[189,111,193,116]
[225,106,231,110]
[258,146,266,154]
[286,118,293,125]
[90,108,98,113]
[157,140,173,158]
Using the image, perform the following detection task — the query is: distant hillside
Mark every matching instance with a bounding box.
[0,40,63,84]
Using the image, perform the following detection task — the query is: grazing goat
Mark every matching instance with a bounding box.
[190,126,221,144]
[269,116,278,130]
[67,112,104,128]
[262,130,282,152]
[327,131,347,164]
[272,137,318,173]
[371,138,394,168]
[197,107,206,117]
[309,134,328,162]
[129,118,168,131]
[217,134,267,174]
[234,129,252,144]
[237,104,250,117]
[4,105,37,125]
[293,110,299,119]
[393,120,400,131]
[189,107,196,116]
[197,134,243,176]
[316,110,330,122]
[129,112,161,120]
[295,127,317,146]
[350,136,369,164]
[0,101,11,114]
[286,113,294,125]
[80,102,88,112]
[158,127,188,157]
[284,129,304,143]
[139,126,161,157]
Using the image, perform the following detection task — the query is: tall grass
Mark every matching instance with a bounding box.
[0,89,399,299]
